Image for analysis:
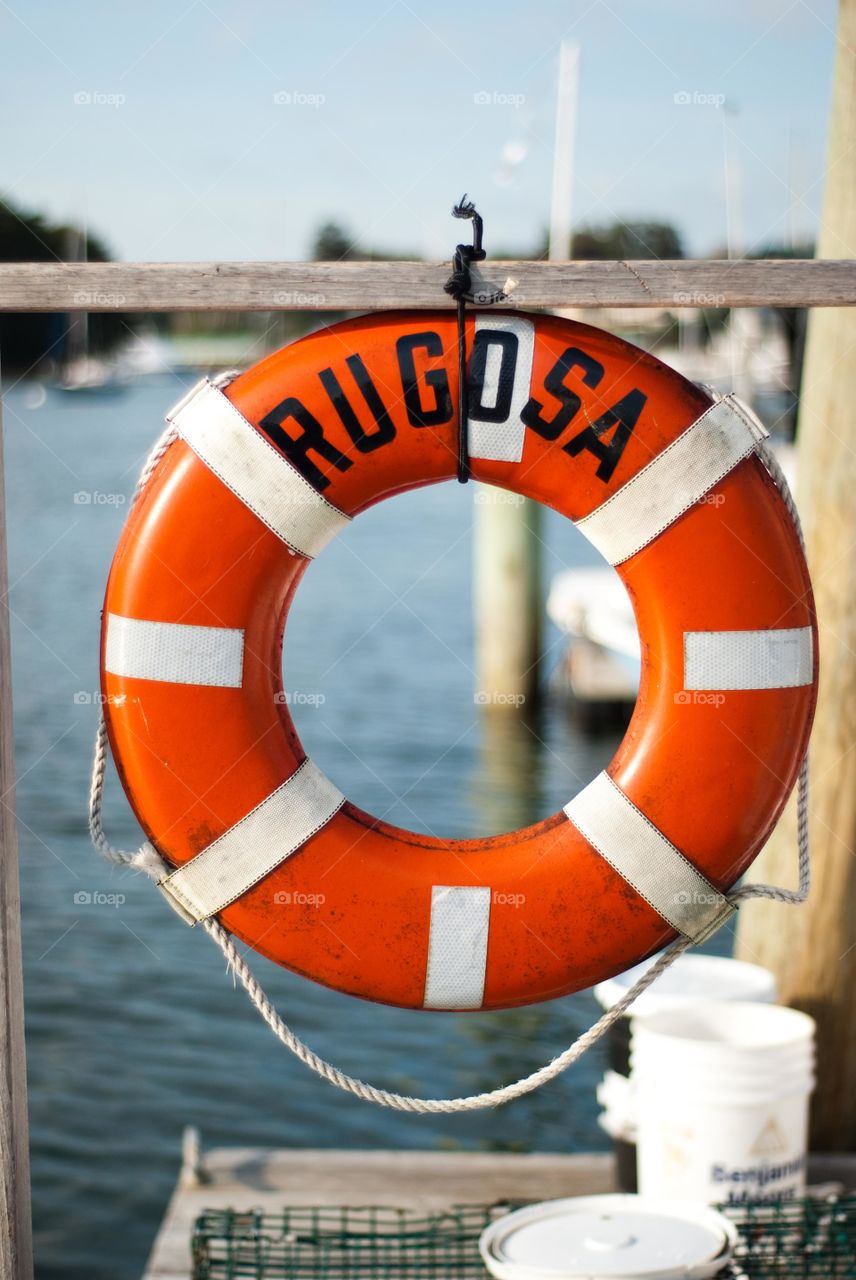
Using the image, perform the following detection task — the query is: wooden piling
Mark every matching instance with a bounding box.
[471,42,584,707]
[734,0,856,1150]
[473,487,541,707]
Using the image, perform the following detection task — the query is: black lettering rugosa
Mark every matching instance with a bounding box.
[396,332,453,427]
[256,335,645,495]
[258,396,352,490]
[563,388,647,483]
[319,354,396,453]
[521,347,603,440]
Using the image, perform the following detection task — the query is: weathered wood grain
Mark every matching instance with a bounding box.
[0,259,853,311]
[735,0,856,1152]
[0,381,33,1279]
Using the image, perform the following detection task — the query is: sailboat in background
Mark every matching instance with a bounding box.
[55,225,131,395]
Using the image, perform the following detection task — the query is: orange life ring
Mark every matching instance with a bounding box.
[101,310,817,1011]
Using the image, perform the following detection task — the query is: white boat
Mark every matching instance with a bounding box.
[56,352,131,394]
[116,329,177,378]
[547,439,797,715]
[547,566,640,714]
[54,222,133,395]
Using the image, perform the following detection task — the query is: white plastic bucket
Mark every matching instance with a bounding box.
[632,1001,815,1205]
[593,955,778,1183]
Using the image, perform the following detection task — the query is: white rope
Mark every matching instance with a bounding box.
[89,423,176,867]
[88,703,693,1111]
[86,409,812,1113]
[202,922,689,1112]
[133,424,178,502]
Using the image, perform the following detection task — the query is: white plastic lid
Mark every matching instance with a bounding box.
[479,1196,736,1280]
[594,954,777,1017]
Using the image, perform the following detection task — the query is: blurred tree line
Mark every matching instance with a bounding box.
[552,220,684,260]
[311,221,417,261]
[0,197,812,393]
[0,195,133,371]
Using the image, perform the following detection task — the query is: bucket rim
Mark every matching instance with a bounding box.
[630,999,815,1051]
[594,956,777,1015]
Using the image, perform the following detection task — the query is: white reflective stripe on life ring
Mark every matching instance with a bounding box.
[423,885,492,1010]
[684,626,814,690]
[157,759,345,924]
[467,315,535,464]
[167,378,350,559]
[564,771,735,944]
[105,614,244,687]
[575,395,768,566]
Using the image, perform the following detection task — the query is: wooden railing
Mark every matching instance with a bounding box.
[0,258,855,310]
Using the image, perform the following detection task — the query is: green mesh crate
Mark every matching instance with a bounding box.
[191,1206,505,1280]
[191,1196,856,1280]
[724,1195,856,1276]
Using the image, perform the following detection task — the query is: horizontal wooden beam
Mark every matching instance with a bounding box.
[0,259,853,312]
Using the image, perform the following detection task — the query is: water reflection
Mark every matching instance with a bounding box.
[470,703,549,835]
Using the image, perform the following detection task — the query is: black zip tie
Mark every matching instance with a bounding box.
[444,196,506,484]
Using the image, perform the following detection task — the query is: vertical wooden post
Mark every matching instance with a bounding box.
[473,489,540,706]
[0,374,33,1276]
[473,42,581,706]
[734,0,856,1150]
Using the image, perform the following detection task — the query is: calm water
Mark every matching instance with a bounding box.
[3,372,720,1279]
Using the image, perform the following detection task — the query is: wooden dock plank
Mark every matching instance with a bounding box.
[141,1148,616,1280]
[140,1144,856,1280]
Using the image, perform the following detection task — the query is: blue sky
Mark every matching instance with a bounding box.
[0,0,838,262]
